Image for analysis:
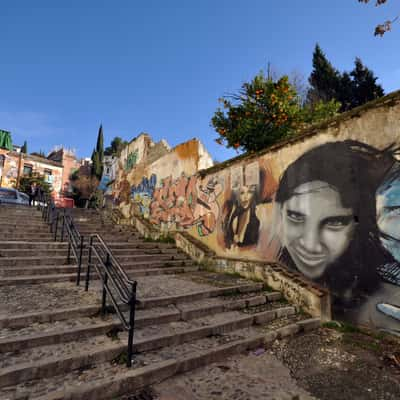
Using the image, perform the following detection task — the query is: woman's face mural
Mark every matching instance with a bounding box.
[238,185,256,210]
[281,180,355,279]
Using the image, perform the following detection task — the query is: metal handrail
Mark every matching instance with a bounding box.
[85,233,137,367]
[63,214,85,285]
[38,194,86,286]
[38,198,137,367]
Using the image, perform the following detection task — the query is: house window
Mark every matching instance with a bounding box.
[23,164,33,176]
[0,155,4,168]
[44,169,53,183]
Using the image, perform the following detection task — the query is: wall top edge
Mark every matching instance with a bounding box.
[198,89,400,178]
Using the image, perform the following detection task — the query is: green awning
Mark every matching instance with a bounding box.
[0,130,12,151]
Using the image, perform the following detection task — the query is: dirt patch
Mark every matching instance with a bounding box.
[270,325,400,400]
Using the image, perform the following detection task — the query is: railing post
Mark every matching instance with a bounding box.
[85,236,93,291]
[126,281,137,367]
[101,253,110,315]
[77,235,84,286]
[67,240,71,264]
[54,212,59,241]
[61,209,66,242]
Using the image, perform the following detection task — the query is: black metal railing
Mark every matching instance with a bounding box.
[64,214,85,285]
[37,197,137,367]
[37,193,85,286]
[37,192,57,224]
[86,233,137,367]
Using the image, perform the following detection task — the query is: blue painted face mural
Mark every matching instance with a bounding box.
[377,163,400,263]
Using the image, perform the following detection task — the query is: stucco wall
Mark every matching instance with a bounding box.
[0,151,63,193]
[113,90,400,333]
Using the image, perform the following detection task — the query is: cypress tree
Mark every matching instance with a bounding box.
[96,125,104,163]
[95,124,104,179]
[21,140,28,154]
[307,44,341,105]
[337,72,354,112]
[350,58,384,108]
[91,148,102,180]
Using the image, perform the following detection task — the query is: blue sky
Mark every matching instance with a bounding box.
[1,0,399,161]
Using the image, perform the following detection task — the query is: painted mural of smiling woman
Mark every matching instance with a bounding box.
[272,140,394,307]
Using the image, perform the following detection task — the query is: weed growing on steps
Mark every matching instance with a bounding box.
[322,321,361,334]
[143,235,175,244]
[106,326,123,341]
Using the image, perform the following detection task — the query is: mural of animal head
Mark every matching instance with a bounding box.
[273,140,397,301]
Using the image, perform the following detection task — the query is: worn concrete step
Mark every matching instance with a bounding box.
[0,242,68,250]
[108,242,177,249]
[0,256,72,267]
[31,319,321,400]
[1,233,55,241]
[136,282,265,309]
[0,307,302,388]
[0,265,76,276]
[0,266,199,285]
[0,294,286,352]
[0,206,41,214]
[110,248,181,255]
[121,259,196,270]
[0,226,51,234]
[0,285,275,329]
[85,253,189,263]
[0,249,69,258]
[0,261,193,276]
[0,217,45,224]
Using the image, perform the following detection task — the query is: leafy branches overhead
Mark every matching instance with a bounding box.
[104,136,127,156]
[358,0,399,35]
[211,72,340,153]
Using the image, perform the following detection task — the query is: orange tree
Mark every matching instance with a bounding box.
[211,73,339,152]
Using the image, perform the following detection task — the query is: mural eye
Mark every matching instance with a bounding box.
[286,210,305,223]
[324,216,353,229]
[384,206,400,218]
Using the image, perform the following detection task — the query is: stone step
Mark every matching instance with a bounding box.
[0,265,76,276]
[0,284,274,329]
[110,248,181,255]
[121,259,196,269]
[0,242,68,250]
[89,253,189,263]
[0,266,200,285]
[0,256,72,267]
[1,233,55,241]
[0,217,45,224]
[0,316,319,399]
[0,249,69,258]
[0,207,41,215]
[136,283,266,309]
[0,247,183,259]
[0,306,300,389]
[0,294,285,352]
[108,242,177,249]
[0,226,50,234]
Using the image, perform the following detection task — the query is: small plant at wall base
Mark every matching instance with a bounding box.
[211,72,340,153]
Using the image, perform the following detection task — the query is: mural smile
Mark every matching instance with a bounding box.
[292,246,327,267]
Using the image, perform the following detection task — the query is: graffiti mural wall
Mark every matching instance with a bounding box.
[112,92,400,333]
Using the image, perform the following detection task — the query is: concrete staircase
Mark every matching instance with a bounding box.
[0,205,320,400]
[0,207,198,286]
